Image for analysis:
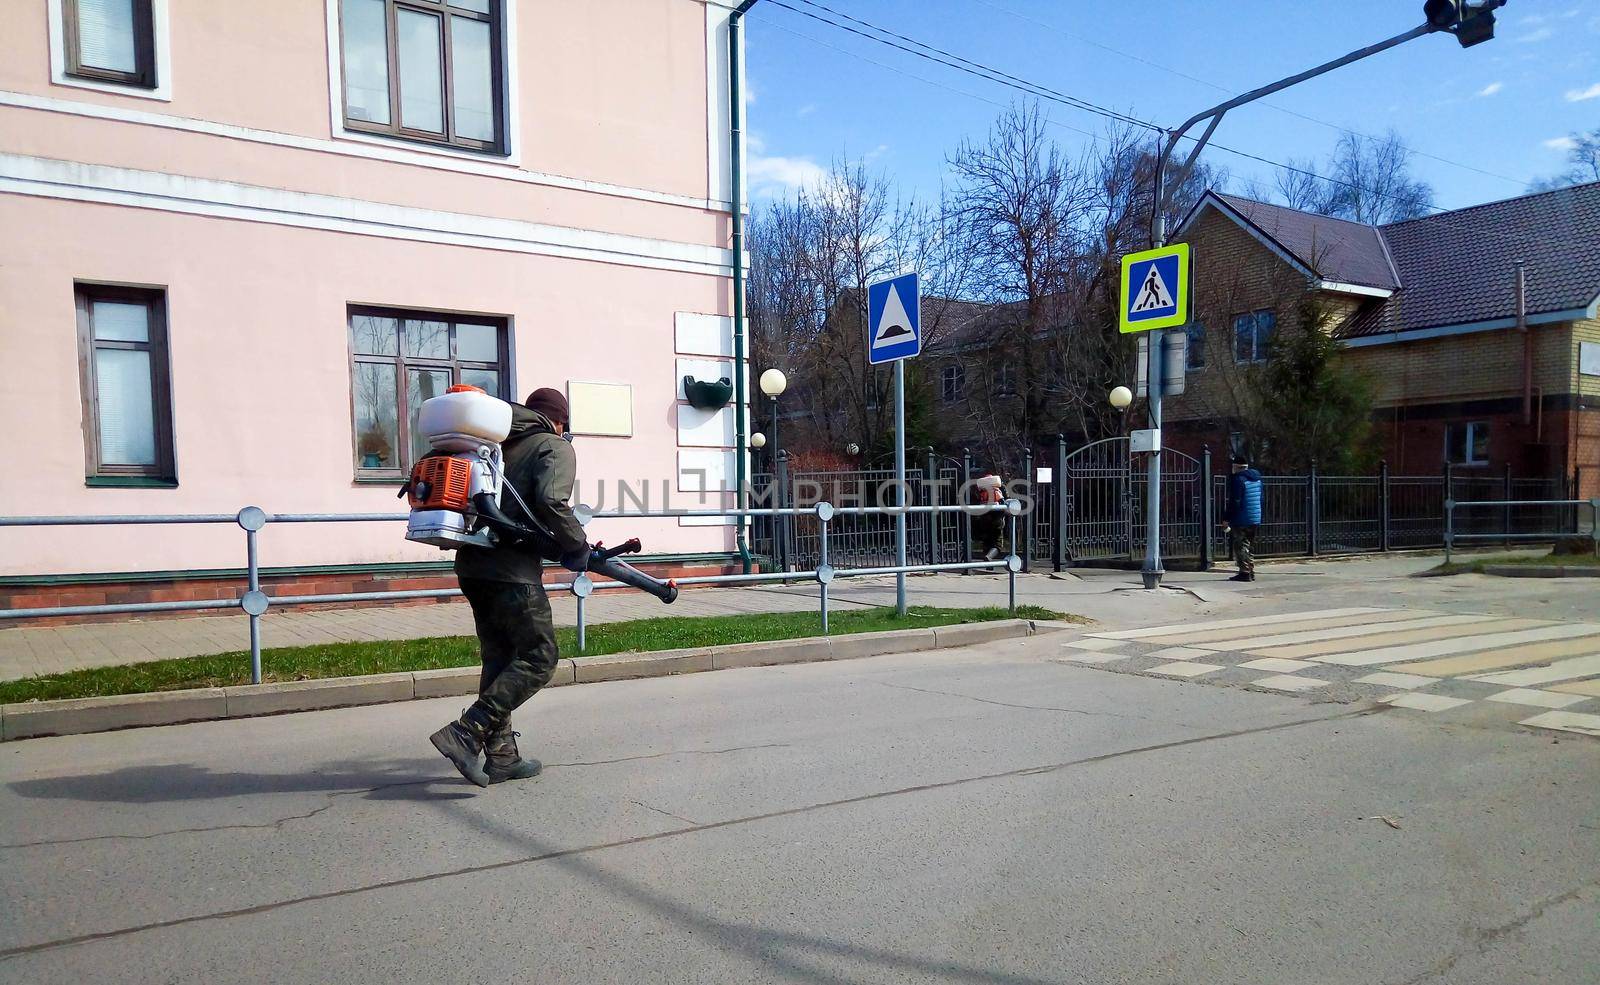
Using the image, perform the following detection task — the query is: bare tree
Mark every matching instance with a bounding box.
[1531,127,1600,191]
[947,102,1094,465]
[1323,131,1435,224]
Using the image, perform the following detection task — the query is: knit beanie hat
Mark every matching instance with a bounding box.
[524,388,569,425]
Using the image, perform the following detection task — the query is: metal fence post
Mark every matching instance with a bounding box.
[1005,504,1018,614]
[1503,462,1514,546]
[237,506,269,685]
[1200,447,1214,570]
[961,449,974,567]
[816,502,833,633]
[1052,433,1067,572]
[924,446,938,565]
[1379,460,1392,552]
[572,573,593,654]
[1442,460,1455,547]
[1591,498,1600,557]
[1306,459,1319,557]
[775,450,791,573]
[1020,447,1034,573]
[1444,497,1455,564]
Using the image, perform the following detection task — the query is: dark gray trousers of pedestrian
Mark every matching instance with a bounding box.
[460,577,562,728]
[1229,526,1258,578]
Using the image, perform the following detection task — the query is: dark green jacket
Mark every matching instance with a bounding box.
[454,407,588,585]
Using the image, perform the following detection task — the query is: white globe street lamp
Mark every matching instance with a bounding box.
[759,368,788,397]
[1108,386,1133,410]
[750,432,767,449]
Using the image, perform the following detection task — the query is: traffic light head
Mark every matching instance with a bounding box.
[1423,0,1462,28]
[1423,0,1501,47]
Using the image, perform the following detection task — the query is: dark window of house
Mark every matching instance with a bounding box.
[75,284,175,482]
[339,0,504,152]
[1446,422,1489,466]
[996,363,1016,395]
[348,307,510,477]
[941,364,965,403]
[1233,310,1275,364]
[64,0,157,88]
[1186,322,1206,370]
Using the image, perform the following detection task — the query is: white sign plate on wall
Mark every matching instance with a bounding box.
[1582,341,1600,377]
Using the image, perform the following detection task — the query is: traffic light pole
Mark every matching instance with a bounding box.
[1139,11,1488,589]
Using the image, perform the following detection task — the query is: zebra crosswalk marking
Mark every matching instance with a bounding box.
[1238,657,1319,673]
[1246,618,1543,660]
[1467,652,1600,687]
[1312,624,1600,667]
[1388,635,1600,678]
[1354,672,1438,690]
[1550,678,1600,697]
[1251,674,1327,693]
[1217,614,1507,653]
[1089,607,1388,640]
[1484,688,1592,709]
[1127,609,1427,646]
[1386,693,1473,713]
[1518,710,1600,737]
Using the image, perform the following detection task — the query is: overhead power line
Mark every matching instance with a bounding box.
[742,0,1600,253]
[963,0,1527,189]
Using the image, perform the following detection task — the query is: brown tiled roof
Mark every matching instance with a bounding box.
[1214,194,1400,291]
[1184,182,1600,341]
[1345,180,1600,338]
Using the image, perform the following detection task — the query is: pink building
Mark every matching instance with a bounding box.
[0,0,751,605]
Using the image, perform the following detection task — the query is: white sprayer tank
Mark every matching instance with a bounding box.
[417,386,513,453]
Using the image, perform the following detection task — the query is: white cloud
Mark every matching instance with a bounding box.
[1544,136,1579,151]
[747,152,827,198]
[1476,81,1504,96]
[796,103,816,118]
[1565,82,1600,101]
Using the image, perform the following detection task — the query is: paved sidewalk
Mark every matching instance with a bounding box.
[6,550,1587,682]
[0,569,1232,681]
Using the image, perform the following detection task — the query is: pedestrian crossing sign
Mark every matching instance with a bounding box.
[1120,243,1190,334]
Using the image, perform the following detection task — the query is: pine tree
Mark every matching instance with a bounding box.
[1248,296,1377,474]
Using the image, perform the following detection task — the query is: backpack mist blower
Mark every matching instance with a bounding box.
[401,385,678,604]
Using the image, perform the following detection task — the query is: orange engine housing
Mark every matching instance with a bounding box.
[408,456,475,512]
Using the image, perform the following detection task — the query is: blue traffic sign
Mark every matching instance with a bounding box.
[1119,243,1190,333]
[867,273,921,364]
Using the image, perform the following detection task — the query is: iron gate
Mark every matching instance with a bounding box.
[1060,438,1205,563]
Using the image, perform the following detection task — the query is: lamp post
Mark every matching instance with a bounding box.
[1109,385,1132,438]
[760,368,787,466]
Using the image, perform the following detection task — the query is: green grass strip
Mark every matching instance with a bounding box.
[1426,553,1600,575]
[0,605,1071,704]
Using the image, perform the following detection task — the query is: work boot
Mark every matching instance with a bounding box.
[1229,573,1251,582]
[484,725,542,784]
[429,710,491,788]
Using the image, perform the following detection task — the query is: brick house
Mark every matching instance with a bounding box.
[1164,183,1600,492]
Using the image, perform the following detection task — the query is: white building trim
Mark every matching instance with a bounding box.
[46,0,174,102]
[1341,307,1592,348]
[1315,280,1394,298]
[0,153,736,277]
[0,89,731,214]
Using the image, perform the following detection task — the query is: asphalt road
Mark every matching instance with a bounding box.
[3,628,1597,984]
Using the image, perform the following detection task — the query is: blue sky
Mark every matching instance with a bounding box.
[740,0,1600,211]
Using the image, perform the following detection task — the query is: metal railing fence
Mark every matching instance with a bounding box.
[0,502,1022,685]
[1444,498,1599,564]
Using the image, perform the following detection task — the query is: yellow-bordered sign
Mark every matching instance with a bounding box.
[1119,243,1190,334]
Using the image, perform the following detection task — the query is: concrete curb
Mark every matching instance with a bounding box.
[1482,564,1600,578]
[0,619,1062,741]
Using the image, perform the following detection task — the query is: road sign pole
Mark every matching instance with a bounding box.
[1143,328,1165,589]
[894,357,908,616]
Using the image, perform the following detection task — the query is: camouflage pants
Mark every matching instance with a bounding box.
[1229,526,1258,577]
[460,577,562,728]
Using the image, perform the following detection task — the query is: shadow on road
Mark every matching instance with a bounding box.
[7,758,470,805]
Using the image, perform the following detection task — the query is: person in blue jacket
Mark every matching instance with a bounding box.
[1223,454,1263,582]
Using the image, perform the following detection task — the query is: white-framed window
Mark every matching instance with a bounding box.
[1446,422,1490,466]
[48,0,173,101]
[1232,310,1276,364]
[327,0,519,161]
[941,364,965,403]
